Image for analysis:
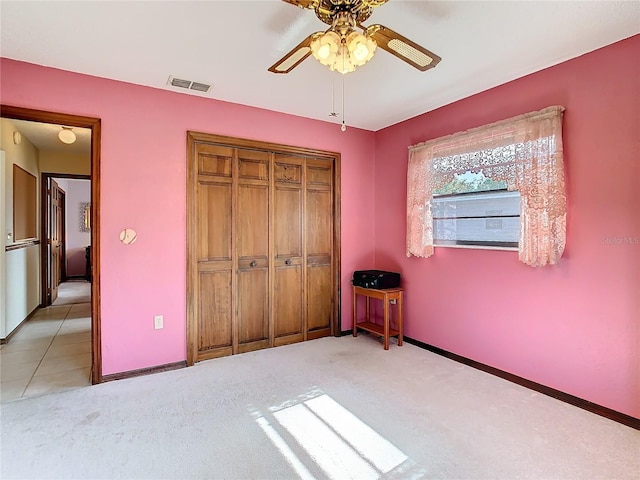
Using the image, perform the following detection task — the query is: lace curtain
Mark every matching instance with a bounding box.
[406,106,566,267]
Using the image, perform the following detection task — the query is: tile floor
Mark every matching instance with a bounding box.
[0,302,92,403]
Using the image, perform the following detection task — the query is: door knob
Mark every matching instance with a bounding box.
[250,260,257,267]
[285,259,292,265]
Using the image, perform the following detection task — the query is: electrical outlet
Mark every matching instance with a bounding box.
[154,315,164,330]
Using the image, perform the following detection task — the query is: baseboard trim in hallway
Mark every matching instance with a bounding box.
[0,306,38,345]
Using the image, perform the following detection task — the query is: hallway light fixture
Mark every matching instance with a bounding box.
[58,127,77,144]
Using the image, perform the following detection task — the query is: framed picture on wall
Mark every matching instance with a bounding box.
[80,202,90,232]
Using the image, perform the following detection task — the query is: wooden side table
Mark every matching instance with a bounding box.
[352,285,403,350]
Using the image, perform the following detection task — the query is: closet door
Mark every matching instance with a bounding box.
[273,154,304,346]
[188,131,340,365]
[235,149,271,354]
[193,144,234,360]
[305,158,334,339]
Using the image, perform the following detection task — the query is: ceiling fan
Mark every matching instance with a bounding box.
[269,0,441,75]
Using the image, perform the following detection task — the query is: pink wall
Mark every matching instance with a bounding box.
[0,58,376,375]
[374,36,640,418]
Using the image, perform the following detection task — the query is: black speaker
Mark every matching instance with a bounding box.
[352,270,401,289]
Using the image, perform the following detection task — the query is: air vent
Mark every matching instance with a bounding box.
[189,82,210,92]
[167,76,212,93]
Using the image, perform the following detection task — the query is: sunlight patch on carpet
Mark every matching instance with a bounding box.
[253,390,408,479]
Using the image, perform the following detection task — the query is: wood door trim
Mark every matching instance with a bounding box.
[268,153,275,347]
[302,157,308,341]
[186,131,342,363]
[188,132,340,161]
[60,189,67,282]
[2,104,102,384]
[332,153,341,335]
[186,133,197,366]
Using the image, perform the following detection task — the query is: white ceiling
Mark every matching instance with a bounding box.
[10,119,91,156]
[1,1,638,131]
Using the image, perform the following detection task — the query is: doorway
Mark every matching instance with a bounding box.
[0,105,101,385]
[41,175,92,308]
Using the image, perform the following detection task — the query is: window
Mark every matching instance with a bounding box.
[406,106,566,266]
[432,171,520,249]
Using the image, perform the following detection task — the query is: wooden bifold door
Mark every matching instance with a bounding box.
[187,133,340,364]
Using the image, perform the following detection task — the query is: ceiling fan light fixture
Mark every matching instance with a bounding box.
[310,31,341,66]
[271,1,440,75]
[346,31,376,66]
[331,45,356,74]
[58,127,76,145]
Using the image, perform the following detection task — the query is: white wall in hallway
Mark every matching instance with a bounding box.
[0,150,6,337]
[0,118,41,339]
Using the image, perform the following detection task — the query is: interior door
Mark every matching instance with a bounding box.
[235,149,270,354]
[49,179,65,304]
[305,159,334,339]
[273,154,305,346]
[193,144,234,361]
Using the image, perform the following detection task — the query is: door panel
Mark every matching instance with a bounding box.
[274,162,302,184]
[307,265,332,333]
[238,149,270,181]
[198,182,232,261]
[237,185,269,259]
[274,187,302,258]
[274,154,304,344]
[198,271,233,353]
[307,164,333,187]
[305,159,333,338]
[236,172,270,353]
[306,190,332,256]
[198,144,233,177]
[274,265,303,342]
[237,268,269,347]
[193,143,234,361]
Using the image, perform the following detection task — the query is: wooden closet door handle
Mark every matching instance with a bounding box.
[250,260,257,267]
[285,259,292,265]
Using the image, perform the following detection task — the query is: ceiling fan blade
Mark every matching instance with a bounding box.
[268,32,318,74]
[365,24,441,71]
[282,0,319,9]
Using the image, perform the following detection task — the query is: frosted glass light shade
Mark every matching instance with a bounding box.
[311,29,376,74]
[330,45,356,74]
[310,31,341,66]
[58,127,76,144]
[347,32,376,66]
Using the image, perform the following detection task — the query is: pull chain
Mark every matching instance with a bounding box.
[341,74,346,132]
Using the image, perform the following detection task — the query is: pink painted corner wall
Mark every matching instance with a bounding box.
[373,36,640,418]
[0,58,376,375]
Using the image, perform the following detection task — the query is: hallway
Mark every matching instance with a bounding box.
[0,282,91,403]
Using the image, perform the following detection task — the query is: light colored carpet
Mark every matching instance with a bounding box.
[1,335,638,479]
[52,281,91,306]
